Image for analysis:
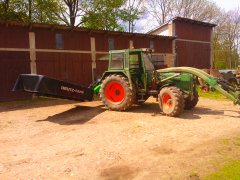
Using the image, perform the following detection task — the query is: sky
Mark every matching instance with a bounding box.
[135,0,240,33]
[212,0,240,11]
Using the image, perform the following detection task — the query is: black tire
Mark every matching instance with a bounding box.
[229,78,238,87]
[184,90,199,110]
[159,86,184,117]
[100,74,134,111]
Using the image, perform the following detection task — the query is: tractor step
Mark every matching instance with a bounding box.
[149,90,158,95]
[13,74,94,101]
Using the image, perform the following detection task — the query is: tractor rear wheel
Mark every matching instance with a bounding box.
[184,90,199,110]
[100,74,134,111]
[159,86,184,117]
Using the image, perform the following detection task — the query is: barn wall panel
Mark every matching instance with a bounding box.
[94,34,109,52]
[34,29,91,51]
[176,41,211,68]
[36,52,92,86]
[95,52,109,77]
[175,21,211,42]
[94,34,132,51]
[0,25,29,48]
[0,51,31,101]
[154,39,173,53]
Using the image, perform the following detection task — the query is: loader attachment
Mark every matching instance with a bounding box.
[13,74,94,101]
[157,67,240,105]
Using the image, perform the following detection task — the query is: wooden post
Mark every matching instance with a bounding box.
[129,40,134,49]
[29,32,37,74]
[210,28,214,69]
[90,37,96,82]
[172,22,177,67]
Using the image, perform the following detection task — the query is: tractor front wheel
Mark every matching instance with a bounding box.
[184,90,199,110]
[100,74,134,111]
[159,86,184,117]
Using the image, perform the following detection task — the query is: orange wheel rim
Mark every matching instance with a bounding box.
[105,81,125,104]
[162,93,173,109]
[201,86,208,92]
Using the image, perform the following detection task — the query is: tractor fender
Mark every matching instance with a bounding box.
[158,83,174,91]
[99,71,135,90]
[100,71,128,82]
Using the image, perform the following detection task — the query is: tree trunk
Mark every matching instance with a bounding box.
[4,0,9,18]
[28,0,32,22]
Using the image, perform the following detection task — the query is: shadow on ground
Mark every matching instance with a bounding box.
[36,105,105,125]
[0,98,78,113]
[181,107,240,119]
[36,101,239,125]
[128,102,240,120]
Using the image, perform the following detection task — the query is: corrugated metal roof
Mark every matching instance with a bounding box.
[172,17,217,27]
[148,16,217,34]
[0,20,176,40]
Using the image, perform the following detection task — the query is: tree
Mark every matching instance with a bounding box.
[120,0,145,32]
[0,0,61,24]
[29,0,61,23]
[81,0,126,31]
[0,0,28,21]
[147,0,220,26]
[148,0,173,25]
[174,0,220,22]
[57,0,83,27]
[213,8,240,69]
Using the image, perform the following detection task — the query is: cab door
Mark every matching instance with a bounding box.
[142,52,155,89]
[129,52,145,91]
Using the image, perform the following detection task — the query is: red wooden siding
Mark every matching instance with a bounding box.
[96,61,108,77]
[0,26,29,48]
[94,34,132,51]
[153,39,173,53]
[36,52,92,86]
[0,22,175,101]
[0,51,30,101]
[175,21,212,42]
[176,41,211,68]
[34,28,91,51]
[96,53,109,77]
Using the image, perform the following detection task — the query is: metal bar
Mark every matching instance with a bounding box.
[160,73,180,83]
[0,47,109,55]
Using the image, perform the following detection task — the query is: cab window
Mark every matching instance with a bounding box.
[143,53,155,71]
[129,52,141,69]
[110,53,124,69]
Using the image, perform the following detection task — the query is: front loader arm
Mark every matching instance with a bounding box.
[157,67,240,105]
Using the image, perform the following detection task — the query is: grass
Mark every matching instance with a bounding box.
[233,137,240,147]
[197,88,227,100]
[205,136,240,180]
[205,160,240,180]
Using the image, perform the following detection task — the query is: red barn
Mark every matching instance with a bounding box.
[148,17,216,68]
[0,17,216,101]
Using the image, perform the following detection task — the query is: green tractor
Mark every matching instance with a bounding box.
[13,48,240,117]
[98,48,198,116]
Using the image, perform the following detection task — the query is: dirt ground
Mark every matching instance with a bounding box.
[0,97,240,179]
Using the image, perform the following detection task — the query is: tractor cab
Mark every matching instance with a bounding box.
[108,48,154,70]
[128,49,155,92]
[106,49,155,93]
